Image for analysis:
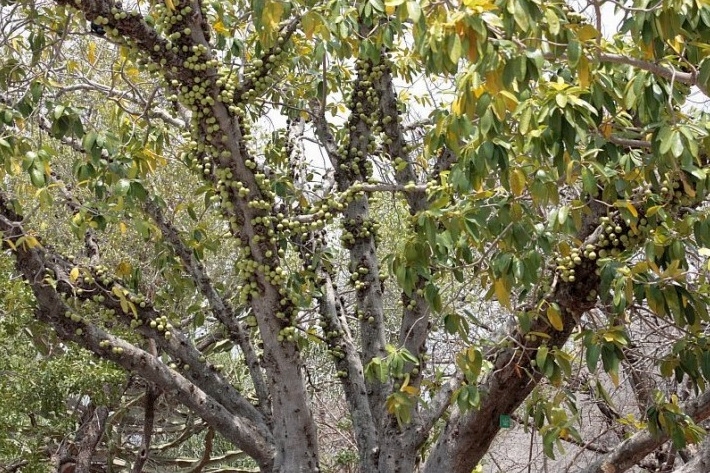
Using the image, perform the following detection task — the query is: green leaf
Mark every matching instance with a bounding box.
[407,1,421,22]
[448,34,462,64]
[698,59,710,93]
[585,343,602,373]
[670,131,684,158]
[536,345,548,369]
[701,351,710,382]
[567,40,581,68]
[546,303,564,331]
[53,104,65,120]
[510,0,530,31]
[424,283,442,312]
[556,92,569,108]
[114,179,131,196]
[545,8,560,35]
[29,167,45,187]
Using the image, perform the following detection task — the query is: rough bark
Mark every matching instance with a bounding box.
[581,389,710,473]
[47,1,320,470]
[0,195,276,472]
[74,405,109,473]
[422,198,608,473]
[672,438,710,473]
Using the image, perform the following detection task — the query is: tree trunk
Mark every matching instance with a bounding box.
[377,427,421,473]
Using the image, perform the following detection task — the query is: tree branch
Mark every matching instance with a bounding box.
[422,198,609,473]
[0,191,276,470]
[143,200,270,416]
[597,53,708,97]
[74,405,109,473]
[581,389,710,473]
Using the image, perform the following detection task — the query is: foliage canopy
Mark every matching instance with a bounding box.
[2,0,710,471]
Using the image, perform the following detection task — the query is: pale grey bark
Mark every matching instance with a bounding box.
[167,2,319,469]
[318,270,380,472]
[673,438,710,473]
[144,199,270,416]
[74,405,108,473]
[580,389,710,473]
[376,62,430,388]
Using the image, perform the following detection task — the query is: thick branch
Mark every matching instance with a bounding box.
[580,390,710,473]
[597,53,709,97]
[317,269,379,471]
[0,193,276,470]
[131,381,157,473]
[422,199,608,473]
[672,437,710,473]
[143,200,270,415]
[49,1,321,468]
[74,405,108,473]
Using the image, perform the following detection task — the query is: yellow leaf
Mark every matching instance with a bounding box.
[213,20,228,35]
[499,90,519,111]
[576,24,599,42]
[578,55,590,88]
[116,260,132,277]
[494,278,511,308]
[124,67,140,81]
[127,300,137,317]
[466,31,478,61]
[682,178,696,198]
[88,42,96,65]
[452,95,465,116]
[472,84,486,98]
[70,267,80,282]
[262,0,285,30]
[600,122,612,139]
[615,200,638,218]
[510,168,526,196]
[165,0,176,11]
[463,0,497,12]
[22,235,41,249]
[641,41,655,60]
[400,372,410,389]
[484,70,502,94]
[302,12,316,39]
[609,369,619,386]
[546,303,564,331]
[119,222,127,235]
[699,248,710,256]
